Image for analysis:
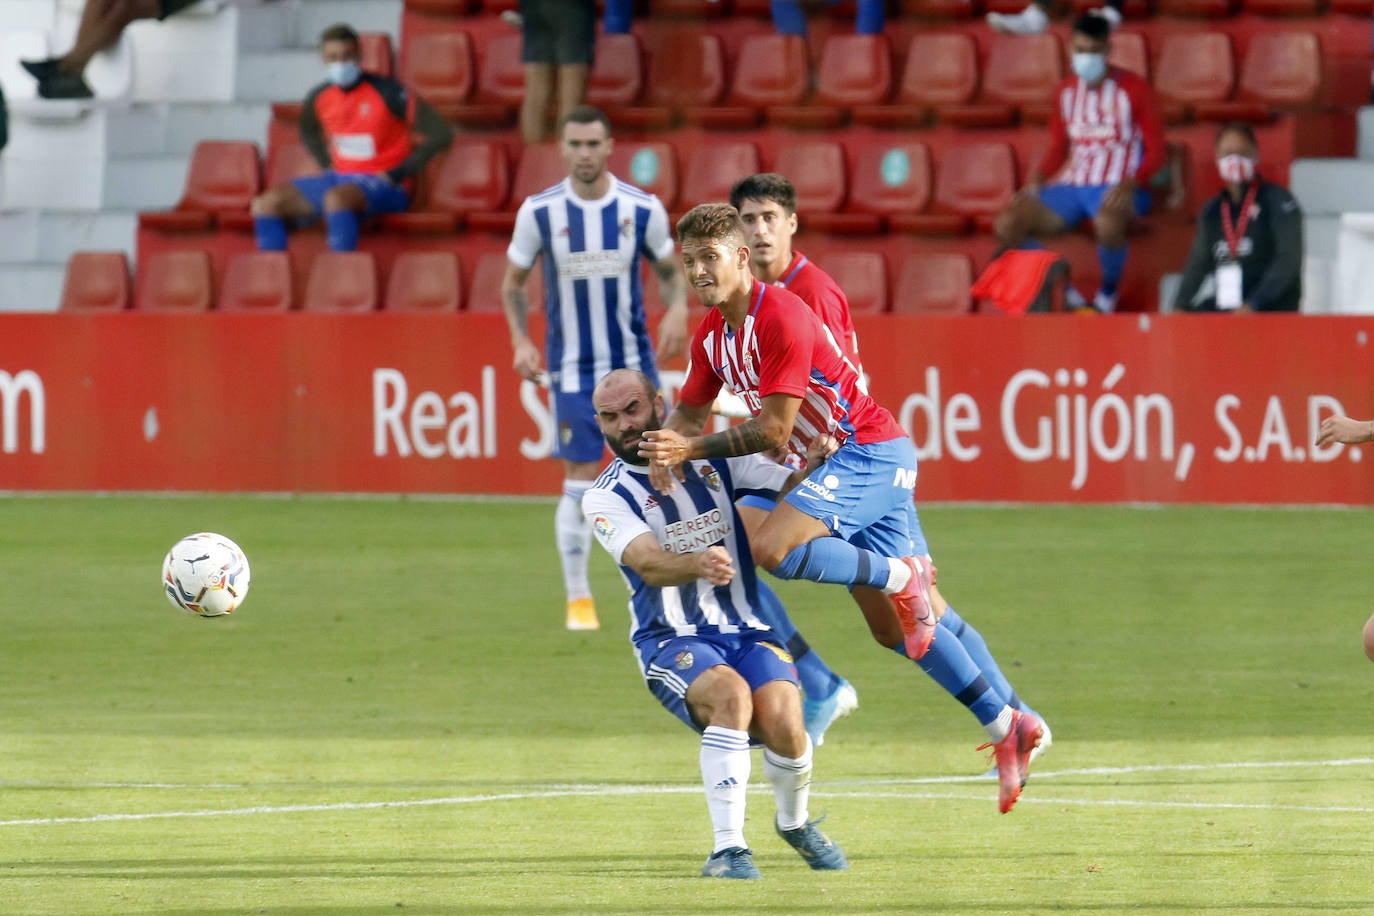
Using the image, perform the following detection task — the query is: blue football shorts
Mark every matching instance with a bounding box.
[1038,182,1153,227]
[641,631,798,733]
[291,171,411,218]
[782,436,928,559]
[551,388,605,463]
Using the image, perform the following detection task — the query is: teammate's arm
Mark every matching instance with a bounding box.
[621,535,735,587]
[652,256,690,360]
[501,260,542,381]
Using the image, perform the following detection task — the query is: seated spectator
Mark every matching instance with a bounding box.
[1172,123,1303,313]
[770,0,885,35]
[21,0,203,99]
[989,0,1121,36]
[992,13,1164,313]
[250,24,454,253]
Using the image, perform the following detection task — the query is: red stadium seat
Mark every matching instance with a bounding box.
[1155,0,1234,16]
[853,33,979,129]
[586,33,644,109]
[897,0,980,18]
[891,253,975,315]
[136,250,214,311]
[466,250,543,313]
[684,34,808,129]
[1196,31,1321,122]
[139,141,262,232]
[266,142,323,187]
[615,30,726,129]
[943,34,1063,128]
[302,252,378,313]
[59,251,131,311]
[1109,31,1149,81]
[895,142,1016,234]
[648,0,730,16]
[358,32,394,78]
[1242,0,1318,13]
[219,252,293,312]
[466,143,563,234]
[399,30,475,119]
[1154,33,1235,122]
[824,252,889,316]
[609,142,680,209]
[384,251,463,312]
[773,141,847,215]
[770,34,893,129]
[810,141,933,234]
[681,142,760,210]
[449,32,524,127]
[384,139,510,234]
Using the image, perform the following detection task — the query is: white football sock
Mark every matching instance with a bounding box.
[701,725,752,852]
[556,480,594,602]
[881,556,911,595]
[984,705,1016,743]
[763,735,813,831]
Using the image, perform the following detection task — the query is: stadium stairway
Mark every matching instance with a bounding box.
[0,0,402,311]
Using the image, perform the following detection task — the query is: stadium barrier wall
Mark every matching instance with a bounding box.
[1,312,1372,504]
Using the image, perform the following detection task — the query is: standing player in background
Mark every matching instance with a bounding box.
[250,24,454,253]
[1316,413,1374,662]
[585,369,848,879]
[503,105,689,631]
[732,174,1051,779]
[642,203,1045,812]
[992,12,1165,313]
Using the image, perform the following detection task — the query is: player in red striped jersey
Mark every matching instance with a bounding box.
[993,13,1165,313]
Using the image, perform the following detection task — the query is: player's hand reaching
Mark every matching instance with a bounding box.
[640,429,691,493]
[694,545,736,587]
[511,338,544,383]
[1316,415,1374,447]
[805,434,839,471]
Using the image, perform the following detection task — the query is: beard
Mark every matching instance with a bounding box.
[607,408,662,465]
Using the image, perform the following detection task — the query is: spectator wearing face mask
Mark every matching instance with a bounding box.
[250,23,454,253]
[1172,122,1303,313]
[992,12,1165,313]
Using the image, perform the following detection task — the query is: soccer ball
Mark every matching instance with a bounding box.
[161,532,251,617]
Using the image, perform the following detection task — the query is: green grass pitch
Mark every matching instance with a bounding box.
[2,495,1373,914]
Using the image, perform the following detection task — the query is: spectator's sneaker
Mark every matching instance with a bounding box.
[891,556,937,660]
[565,597,600,631]
[976,709,1026,813]
[701,846,762,879]
[1091,5,1123,29]
[21,58,60,82]
[803,679,859,748]
[37,72,93,100]
[776,818,849,870]
[1014,711,1047,788]
[1093,290,1119,314]
[986,4,1049,34]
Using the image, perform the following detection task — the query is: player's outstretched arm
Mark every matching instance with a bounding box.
[1316,415,1374,447]
[622,537,735,587]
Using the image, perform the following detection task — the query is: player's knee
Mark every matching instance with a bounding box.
[322,185,361,213]
[749,538,788,575]
[251,188,287,217]
[1093,212,1128,247]
[1362,613,1374,662]
[993,207,1022,244]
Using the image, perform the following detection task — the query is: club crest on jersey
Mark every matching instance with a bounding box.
[620,217,634,238]
[559,423,573,445]
[743,353,755,376]
[698,464,721,491]
[593,515,615,540]
[674,650,695,670]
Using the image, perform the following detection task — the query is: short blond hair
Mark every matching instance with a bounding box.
[676,203,746,248]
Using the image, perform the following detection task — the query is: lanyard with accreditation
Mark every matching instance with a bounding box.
[1216,180,1259,311]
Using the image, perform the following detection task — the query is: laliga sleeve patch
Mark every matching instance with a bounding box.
[593,515,616,543]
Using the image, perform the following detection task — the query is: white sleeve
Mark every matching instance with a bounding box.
[506,199,542,270]
[726,454,793,497]
[644,196,676,264]
[583,486,653,565]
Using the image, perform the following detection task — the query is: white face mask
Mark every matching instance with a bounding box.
[1216,154,1257,184]
[1071,52,1107,84]
[327,60,361,87]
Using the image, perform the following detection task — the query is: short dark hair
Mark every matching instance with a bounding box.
[676,203,746,248]
[1071,13,1112,42]
[319,24,360,47]
[558,104,612,137]
[729,173,798,214]
[1214,121,1259,150]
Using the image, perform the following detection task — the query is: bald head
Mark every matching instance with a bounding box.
[593,370,664,465]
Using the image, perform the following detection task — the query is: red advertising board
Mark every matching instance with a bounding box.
[1,312,1371,504]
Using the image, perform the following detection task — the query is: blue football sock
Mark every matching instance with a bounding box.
[603,0,633,32]
[253,216,287,251]
[892,635,1008,728]
[939,606,1035,715]
[753,580,842,700]
[772,538,891,590]
[325,209,360,252]
[1097,243,1127,296]
[855,0,886,33]
[770,1,809,35]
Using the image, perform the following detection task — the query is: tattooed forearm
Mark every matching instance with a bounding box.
[695,420,776,458]
[502,287,529,336]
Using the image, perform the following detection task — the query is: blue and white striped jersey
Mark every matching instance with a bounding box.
[507,175,675,394]
[583,454,793,652]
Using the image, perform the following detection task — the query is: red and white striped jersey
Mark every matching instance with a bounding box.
[1039,67,1165,187]
[677,282,904,454]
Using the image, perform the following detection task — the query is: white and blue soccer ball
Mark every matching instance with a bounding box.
[161,532,251,617]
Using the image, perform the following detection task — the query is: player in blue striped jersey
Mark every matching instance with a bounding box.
[584,368,846,879]
[502,105,689,632]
